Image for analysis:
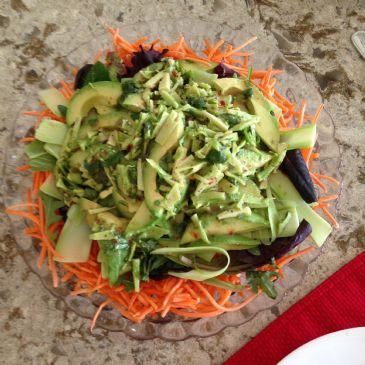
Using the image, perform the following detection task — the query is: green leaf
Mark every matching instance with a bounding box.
[57,105,68,117]
[100,236,130,286]
[84,61,111,84]
[139,239,157,255]
[246,270,279,299]
[187,97,206,110]
[39,191,65,243]
[220,113,241,127]
[119,278,134,292]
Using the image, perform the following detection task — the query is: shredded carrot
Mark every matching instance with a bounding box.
[310,172,328,192]
[314,173,340,185]
[19,137,35,143]
[276,247,315,268]
[6,27,339,326]
[91,299,112,330]
[16,164,30,172]
[221,37,257,58]
[319,205,339,228]
[318,195,338,203]
[311,103,324,124]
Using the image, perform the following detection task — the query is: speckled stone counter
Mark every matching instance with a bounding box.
[1,1,364,364]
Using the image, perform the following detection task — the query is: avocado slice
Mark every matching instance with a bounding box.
[125,201,154,234]
[246,86,280,152]
[213,78,246,96]
[143,115,185,217]
[96,111,132,129]
[122,93,146,112]
[179,59,217,73]
[66,81,122,126]
[181,215,269,244]
[96,211,128,230]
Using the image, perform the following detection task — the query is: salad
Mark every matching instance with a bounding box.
[7,28,338,326]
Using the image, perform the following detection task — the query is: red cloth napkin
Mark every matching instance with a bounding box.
[224,250,365,365]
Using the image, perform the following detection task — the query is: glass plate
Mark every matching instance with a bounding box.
[3,18,341,340]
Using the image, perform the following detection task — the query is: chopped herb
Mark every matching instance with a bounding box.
[246,270,279,299]
[243,88,253,98]
[206,148,227,164]
[220,113,241,126]
[57,105,68,117]
[187,97,206,110]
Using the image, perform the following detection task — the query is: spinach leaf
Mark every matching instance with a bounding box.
[84,61,111,84]
[220,113,241,127]
[100,236,130,286]
[39,191,65,243]
[103,150,124,167]
[57,105,68,117]
[206,148,227,164]
[187,97,206,110]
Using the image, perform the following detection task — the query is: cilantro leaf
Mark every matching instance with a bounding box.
[246,270,279,299]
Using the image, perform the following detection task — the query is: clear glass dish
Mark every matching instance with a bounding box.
[3,18,341,340]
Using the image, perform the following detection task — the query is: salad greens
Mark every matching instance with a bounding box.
[31,54,331,296]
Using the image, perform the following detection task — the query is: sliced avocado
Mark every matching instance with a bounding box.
[96,211,128,230]
[213,78,246,96]
[246,85,280,152]
[122,93,146,112]
[125,201,154,234]
[55,204,92,263]
[181,215,269,244]
[112,190,133,219]
[96,111,132,129]
[66,81,122,126]
[77,123,97,140]
[179,59,217,73]
[143,116,185,217]
[94,104,116,115]
[69,150,88,168]
[188,70,218,84]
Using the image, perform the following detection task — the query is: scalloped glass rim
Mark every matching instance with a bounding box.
[3,18,341,340]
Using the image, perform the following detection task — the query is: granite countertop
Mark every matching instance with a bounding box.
[1,1,364,364]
